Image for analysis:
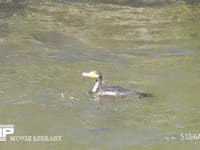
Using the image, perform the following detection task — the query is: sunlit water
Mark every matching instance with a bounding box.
[0,0,200,149]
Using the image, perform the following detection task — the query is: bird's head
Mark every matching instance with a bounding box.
[82,71,102,81]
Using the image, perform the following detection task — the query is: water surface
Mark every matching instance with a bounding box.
[0,0,200,149]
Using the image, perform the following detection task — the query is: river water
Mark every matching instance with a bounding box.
[0,0,200,149]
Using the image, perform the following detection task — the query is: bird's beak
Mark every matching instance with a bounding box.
[82,71,99,78]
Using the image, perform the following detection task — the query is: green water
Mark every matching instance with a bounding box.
[0,0,200,149]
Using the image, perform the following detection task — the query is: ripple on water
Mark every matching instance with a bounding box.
[0,2,26,14]
[31,30,85,49]
[46,50,126,63]
[124,48,194,57]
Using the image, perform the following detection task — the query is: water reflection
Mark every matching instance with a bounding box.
[0,1,26,14]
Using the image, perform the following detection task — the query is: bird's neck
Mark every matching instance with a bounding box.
[92,79,102,92]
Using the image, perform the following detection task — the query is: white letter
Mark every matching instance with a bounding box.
[3,128,14,137]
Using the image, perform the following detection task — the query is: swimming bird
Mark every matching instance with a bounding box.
[82,71,152,98]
